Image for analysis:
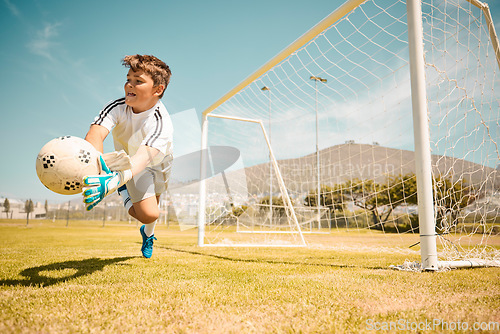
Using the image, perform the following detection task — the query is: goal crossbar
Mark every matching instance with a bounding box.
[202,0,368,117]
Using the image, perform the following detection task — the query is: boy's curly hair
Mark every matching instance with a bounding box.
[122,54,171,98]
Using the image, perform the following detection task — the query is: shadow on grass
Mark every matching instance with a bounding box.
[0,257,135,287]
[157,246,392,270]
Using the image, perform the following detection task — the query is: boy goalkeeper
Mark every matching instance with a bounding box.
[83,54,173,258]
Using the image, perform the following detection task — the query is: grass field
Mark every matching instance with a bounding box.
[1,219,499,333]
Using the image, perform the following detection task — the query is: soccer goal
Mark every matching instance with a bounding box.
[197,0,500,270]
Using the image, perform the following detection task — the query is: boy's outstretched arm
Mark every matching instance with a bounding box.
[85,124,109,153]
[82,145,160,211]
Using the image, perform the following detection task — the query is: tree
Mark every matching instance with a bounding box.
[44,200,49,218]
[259,196,286,217]
[304,184,346,212]
[3,198,10,219]
[373,174,418,222]
[344,178,385,229]
[433,176,477,231]
[232,205,248,217]
[304,184,348,228]
[304,174,418,230]
[25,199,34,226]
[304,173,475,232]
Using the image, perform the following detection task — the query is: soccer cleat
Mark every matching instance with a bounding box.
[140,225,157,258]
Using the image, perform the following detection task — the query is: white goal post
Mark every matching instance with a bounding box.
[196,0,500,270]
[198,113,306,247]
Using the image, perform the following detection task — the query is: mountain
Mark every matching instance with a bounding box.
[172,143,499,196]
[243,143,499,194]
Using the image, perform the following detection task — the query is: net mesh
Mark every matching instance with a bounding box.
[197,0,499,262]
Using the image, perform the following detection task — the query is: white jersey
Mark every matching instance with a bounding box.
[92,98,173,168]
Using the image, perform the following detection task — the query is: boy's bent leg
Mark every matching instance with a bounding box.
[128,195,160,225]
[128,195,161,258]
[125,168,161,258]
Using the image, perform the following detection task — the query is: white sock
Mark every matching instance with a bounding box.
[144,222,156,237]
[118,187,133,212]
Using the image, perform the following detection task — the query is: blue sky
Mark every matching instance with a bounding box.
[1,0,499,204]
[0,0,337,203]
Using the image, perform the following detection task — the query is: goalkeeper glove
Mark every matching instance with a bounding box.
[82,155,132,211]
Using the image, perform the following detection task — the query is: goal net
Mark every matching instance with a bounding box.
[197,0,499,268]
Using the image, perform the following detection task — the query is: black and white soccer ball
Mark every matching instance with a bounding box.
[36,136,101,195]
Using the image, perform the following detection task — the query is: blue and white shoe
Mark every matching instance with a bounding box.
[140,225,157,258]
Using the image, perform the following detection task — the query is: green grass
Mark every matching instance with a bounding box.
[0,219,499,333]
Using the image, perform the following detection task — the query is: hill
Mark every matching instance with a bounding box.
[246,143,499,194]
[172,143,499,196]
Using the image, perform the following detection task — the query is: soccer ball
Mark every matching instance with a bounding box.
[36,136,101,195]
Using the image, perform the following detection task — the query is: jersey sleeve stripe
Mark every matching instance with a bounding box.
[145,107,163,147]
[93,98,126,126]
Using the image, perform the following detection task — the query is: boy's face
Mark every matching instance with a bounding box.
[124,69,164,113]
